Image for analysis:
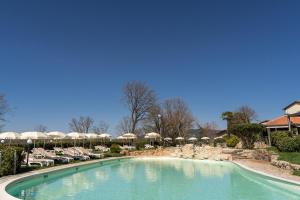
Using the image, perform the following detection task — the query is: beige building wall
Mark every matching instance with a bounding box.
[285,103,300,114]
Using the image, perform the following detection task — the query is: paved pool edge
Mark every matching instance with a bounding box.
[233,161,300,186]
[0,157,133,200]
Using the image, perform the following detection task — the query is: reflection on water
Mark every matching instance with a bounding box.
[144,163,159,182]
[132,158,234,181]
[117,162,136,181]
[95,168,110,182]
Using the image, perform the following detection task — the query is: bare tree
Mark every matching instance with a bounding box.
[93,120,110,134]
[142,103,162,134]
[116,116,132,134]
[200,121,218,137]
[0,94,9,131]
[236,105,257,123]
[122,81,157,133]
[35,124,48,132]
[69,116,94,133]
[160,98,195,139]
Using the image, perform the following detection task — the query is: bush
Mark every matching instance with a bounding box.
[271,131,289,146]
[110,143,121,153]
[229,123,264,149]
[294,136,300,151]
[224,135,239,148]
[276,137,298,152]
[213,137,226,147]
[0,146,24,177]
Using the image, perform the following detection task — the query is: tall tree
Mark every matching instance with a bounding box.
[221,111,234,136]
[69,116,94,133]
[122,81,157,133]
[0,94,9,131]
[222,105,257,136]
[160,98,195,139]
[142,104,162,134]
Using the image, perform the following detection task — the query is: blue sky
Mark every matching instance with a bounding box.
[1,0,300,134]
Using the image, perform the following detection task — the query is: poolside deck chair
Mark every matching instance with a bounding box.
[75,147,103,159]
[33,148,73,163]
[26,153,54,167]
[94,145,110,152]
[145,144,154,149]
[63,148,90,160]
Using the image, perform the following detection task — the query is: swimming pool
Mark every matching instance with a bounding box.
[6,157,300,200]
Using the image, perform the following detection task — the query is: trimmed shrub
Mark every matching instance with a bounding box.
[0,146,24,177]
[271,131,289,147]
[276,137,298,152]
[224,135,239,148]
[110,143,121,153]
[294,136,300,151]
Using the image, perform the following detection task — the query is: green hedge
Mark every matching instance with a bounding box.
[271,131,300,152]
[0,146,24,177]
[271,131,289,147]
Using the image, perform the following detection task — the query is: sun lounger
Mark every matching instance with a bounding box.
[145,144,154,149]
[26,153,54,167]
[94,145,110,152]
[33,148,72,163]
[75,147,103,159]
[121,145,136,150]
[63,148,90,160]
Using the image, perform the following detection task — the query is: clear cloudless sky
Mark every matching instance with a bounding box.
[1,0,300,134]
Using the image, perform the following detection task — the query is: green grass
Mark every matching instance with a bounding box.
[267,146,279,153]
[293,170,300,176]
[277,152,300,165]
[267,146,300,165]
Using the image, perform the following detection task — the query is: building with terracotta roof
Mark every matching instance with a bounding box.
[262,100,300,145]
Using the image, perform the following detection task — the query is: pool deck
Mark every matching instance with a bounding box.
[0,156,299,200]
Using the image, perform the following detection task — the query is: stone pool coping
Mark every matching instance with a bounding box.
[0,156,299,200]
[233,161,300,186]
[0,156,133,200]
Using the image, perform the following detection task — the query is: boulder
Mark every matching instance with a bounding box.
[291,164,300,170]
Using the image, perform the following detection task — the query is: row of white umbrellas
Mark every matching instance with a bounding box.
[0,132,213,143]
[116,132,210,142]
[0,132,112,140]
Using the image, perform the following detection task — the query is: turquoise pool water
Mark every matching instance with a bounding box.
[7,158,300,200]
